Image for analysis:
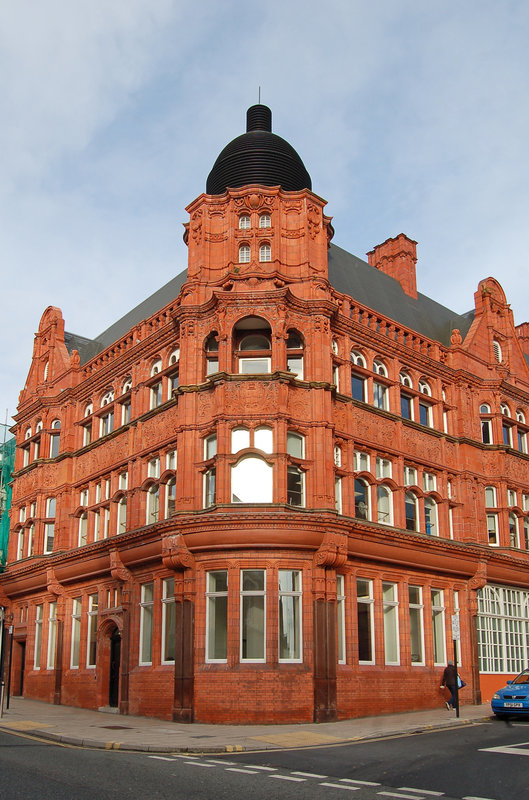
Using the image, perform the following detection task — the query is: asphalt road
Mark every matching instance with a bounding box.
[0,718,527,800]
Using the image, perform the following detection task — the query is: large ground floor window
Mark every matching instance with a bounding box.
[477,584,529,673]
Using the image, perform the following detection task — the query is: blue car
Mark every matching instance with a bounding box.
[491,668,529,717]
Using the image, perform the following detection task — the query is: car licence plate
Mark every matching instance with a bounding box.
[504,702,523,708]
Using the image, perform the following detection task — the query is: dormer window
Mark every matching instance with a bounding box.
[239,215,251,229]
[239,244,251,263]
[259,214,271,228]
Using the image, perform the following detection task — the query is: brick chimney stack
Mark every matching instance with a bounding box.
[367,233,418,299]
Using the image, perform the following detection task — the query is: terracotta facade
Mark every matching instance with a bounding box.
[2,107,529,723]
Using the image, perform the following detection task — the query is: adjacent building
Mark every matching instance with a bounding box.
[1,105,529,722]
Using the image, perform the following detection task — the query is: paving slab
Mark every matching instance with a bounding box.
[0,697,492,753]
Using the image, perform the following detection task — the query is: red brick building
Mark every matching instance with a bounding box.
[2,105,529,722]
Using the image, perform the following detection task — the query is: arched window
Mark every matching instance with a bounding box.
[78,512,88,547]
[122,376,132,394]
[354,479,369,520]
[169,348,180,366]
[373,359,387,377]
[517,409,526,424]
[24,427,32,440]
[151,359,162,377]
[36,419,43,432]
[101,389,115,406]
[50,420,61,458]
[405,491,418,531]
[84,402,93,417]
[234,317,272,374]
[231,427,250,452]
[377,485,392,525]
[205,332,219,375]
[500,402,511,416]
[117,496,127,533]
[43,361,49,381]
[259,214,271,228]
[146,485,159,524]
[332,339,339,355]
[399,371,412,388]
[493,339,502,363]
[287,431,304,458]
[286,329,304,379]
[334,445,342,467]
[239,244,251,263]
[351,350,366,368]
[165,478,176,518]
[254,426,273,453]
[501,403,513,446]
[231,456,273,503]
[418,378,431,396]
[259,243,271,262]
[424,497,438,535]
[480,403,493,444]
[239,215,251,229]
[509,513,519,547]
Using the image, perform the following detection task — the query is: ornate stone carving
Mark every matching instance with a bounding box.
[469,561,487,592]
[190,210,202,244]
[109,549,132,583]
[450,329,462,346]
[307,204,320,239]
[313,533,348,568]
[162,533,195,571]
[46,566,65,596]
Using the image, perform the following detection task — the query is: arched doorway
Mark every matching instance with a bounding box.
[108,628,121,708]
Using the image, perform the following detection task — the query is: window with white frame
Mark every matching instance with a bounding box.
[480,403,493,444]
[86,594,98,667]
[34,604,43,669]
[231,456,273,503]
[423,472,436,492]
[47,601,57,669]
[205,333,219,375]
[165,478,176,518]
[335,476,342,514]
[487,513,499,545]
[161,578,175,664]
[240,570,266,662]
[493,339,502,363]
[259,213,271,228]
[255,426,273,453]
[286,330,304,379]
[357,578,374,663]
[204,433,217,459]
[354,478,370,520]
[400,371,412,387]
[287,431,304,459]
[151,359,162,376]
[424,497,438,536]
[119,472,128,490]
[101,389,115,405]
[16,529,24,560]
[49,419,61,457]
[376,457,392,479]
[148,457,160,478]
[239,215,251,229]
[204,468,216,507]
[150,382,163,409]
[334,445,342,467]
[117,496,127,533]
[146,485,159,523]
[353,450,369,472]
[232,426,250,452]
[485,486,497,506]
[100,409,114,437]
[383,582,399,665]
[337,574,346,664]
[404,465,417,486]
[238,332,271,374]
[259,242,271,262]
[509,513,519,547]
[351,350,366,402]
[278,570,302,662]
[169,348,180,366]
[287,466,304,506]
[139,583,154,665]
[373,358,387,377]
[239,243,251,263]
[431,589,446,665]
[166,450,177,471]
[508,489,517,506]
[405,491,419,531]
[419,399,432,427]
[373,381,388,410]
[477,584,529,673]
[78,512,88,546]
[377,485,392,525]
[418,378,431,395]
[206,571,228,662]
[71,597,82,668]
[408,585,424,664]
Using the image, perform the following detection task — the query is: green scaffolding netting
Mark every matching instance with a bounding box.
[0,435,15,568]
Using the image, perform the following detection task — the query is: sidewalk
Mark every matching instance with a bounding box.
[0,697,492,753]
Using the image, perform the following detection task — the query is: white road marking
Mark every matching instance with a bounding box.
[241,764,277,771]
[148,756,175,761]
[462,796,498,800]
[341,778,381,786]
[378,793,426,800]
[206,759,237,765]
[320,782,360,791]
[226,768,259,775]
[184,761,216,768]
[479,740,529,756]
[172,754,198,759]
[292,771,328,778]
[398,789,444,796]
[269,774,307,782]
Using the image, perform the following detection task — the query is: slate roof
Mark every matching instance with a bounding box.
[64,244,474,365]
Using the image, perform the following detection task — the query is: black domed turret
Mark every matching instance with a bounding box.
[206,104,312,195]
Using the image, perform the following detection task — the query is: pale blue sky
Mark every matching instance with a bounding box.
[2,0,528,423]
